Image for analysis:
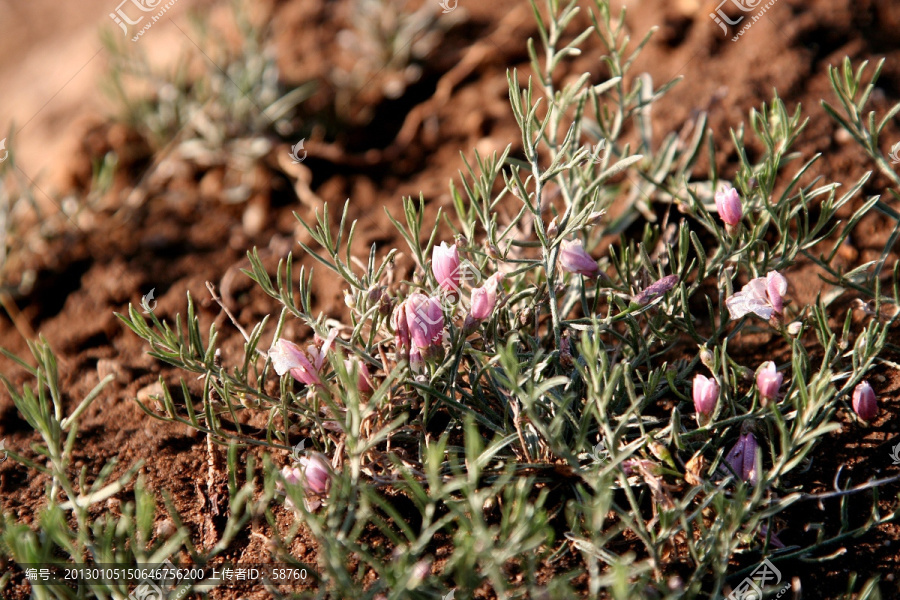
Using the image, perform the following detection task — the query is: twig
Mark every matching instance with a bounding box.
[206,281,258,351]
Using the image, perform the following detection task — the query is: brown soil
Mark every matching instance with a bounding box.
[1,0,900,598]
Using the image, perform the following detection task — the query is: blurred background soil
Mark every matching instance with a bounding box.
[1,0,900,597]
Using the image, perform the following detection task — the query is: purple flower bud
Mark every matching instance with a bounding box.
[714,187,742,226]
[470,273,503,321]
[756,361,783,404]
[558,239,600,279]
[724,433,760,484]
[852,381,878,421]
[633,274,679,305]
[432,242,461,292]
[692,374,719,416]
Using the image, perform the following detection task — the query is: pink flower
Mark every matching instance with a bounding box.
[405,293,444,348]
[269,330,339,387]
[756,361,783,404]
[470,273,503,321]
[392,294,445,371]
[279,454,332,511]
[558,239,600,278]
[344,358,374,393]
[724,433,760,484]
[714,187,743,226]
[432,242,460,292]
[765,270,787,314]
[852,381,878,421]
[725,270,788,321]
[692,374,719,416]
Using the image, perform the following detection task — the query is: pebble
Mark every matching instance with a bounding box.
[137,382,163,405]
[835,128,853,144]
[156,519,177,538]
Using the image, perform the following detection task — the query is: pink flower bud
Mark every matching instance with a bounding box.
[405,293,444,348]
[558,239,600,279]
[298,454,331,495]
[432,242,461,292]
[714,187,742,227]
[852,381,878,421]
[692,374,719,416]
[756,361,783,404]
[470,273,503,321]
[724,433,760,484]
[391,301,411,354]
[546,217,559,239]
[345,358,374,393]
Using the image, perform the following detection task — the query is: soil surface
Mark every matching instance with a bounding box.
[1,0,900,598]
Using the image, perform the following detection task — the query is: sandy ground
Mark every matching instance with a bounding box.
[0,0,193,192]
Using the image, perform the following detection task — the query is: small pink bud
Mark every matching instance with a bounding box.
[692,374,719,416]
[345,358,374,393]
[756,362,783,404]
[558,239,600,279]
[852,381,878,421]
[298,454,331,495]
[469,273,503,321]
[546,217,559,239]
[587,210,606,226]
[725,433,760,484]
[714,187,742,227]
[432,242,461,292]
[391,301,411,354]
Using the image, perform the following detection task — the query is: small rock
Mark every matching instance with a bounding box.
[156,519,177,539]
